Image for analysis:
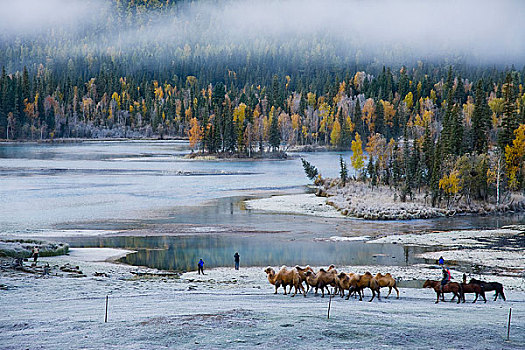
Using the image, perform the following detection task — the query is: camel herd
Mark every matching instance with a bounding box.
[264,265,399,302]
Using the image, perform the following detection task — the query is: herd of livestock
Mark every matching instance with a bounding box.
[264,265,506,303]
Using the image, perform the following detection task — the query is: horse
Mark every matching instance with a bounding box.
[454,282,486,303]
[469,278,506,301]
[423,279,462,304]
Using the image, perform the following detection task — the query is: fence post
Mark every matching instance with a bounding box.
[105,295,109,323]
[506,308,512,341]
[327,288,334,319]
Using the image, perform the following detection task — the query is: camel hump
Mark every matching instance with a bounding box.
[385,273,392,277]
[319,268,327,273]
[364,271,372,276]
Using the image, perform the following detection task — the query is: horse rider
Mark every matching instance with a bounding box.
[439,266,451,293]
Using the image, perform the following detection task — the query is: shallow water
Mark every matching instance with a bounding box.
[65,234,428,271]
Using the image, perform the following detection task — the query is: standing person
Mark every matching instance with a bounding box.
[198,259,205,275]
[31,246,39,266]
[234,252,240,270]
[438,256,444,266]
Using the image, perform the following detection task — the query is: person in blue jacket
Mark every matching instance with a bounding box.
[198,259,205,275]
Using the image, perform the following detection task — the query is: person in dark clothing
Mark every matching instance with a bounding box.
[234,252,240,270]
[31,246,39,266]
[198,259,205,275]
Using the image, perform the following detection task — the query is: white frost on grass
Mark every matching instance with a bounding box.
[419,250,525,272]
[368,228,522,247]
[244,193,344,218]
[2,255,525,349]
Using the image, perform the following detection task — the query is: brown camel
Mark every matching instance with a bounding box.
[294,265,314,294]
[264,266,305,297]
[374,273,400,299]
[423,279,462,304]
[304,267,337,297]
[335,272,360,300]
[356,272,381,302]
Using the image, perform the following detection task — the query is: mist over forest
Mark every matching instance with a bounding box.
[1,0,524,76]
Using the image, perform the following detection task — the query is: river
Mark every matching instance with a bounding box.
[1,140,523,270]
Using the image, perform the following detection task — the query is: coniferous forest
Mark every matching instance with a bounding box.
[1,0,524,203]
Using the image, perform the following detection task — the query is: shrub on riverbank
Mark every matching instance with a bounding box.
[0,239,69,258]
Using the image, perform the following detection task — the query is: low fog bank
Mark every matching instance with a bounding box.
[0,0,524,68]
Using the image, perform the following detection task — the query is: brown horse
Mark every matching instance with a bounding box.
[459,282,486,303]
[423,280,462,304]
[469,278,506,301]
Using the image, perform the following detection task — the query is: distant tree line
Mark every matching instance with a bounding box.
[0,0,524,200]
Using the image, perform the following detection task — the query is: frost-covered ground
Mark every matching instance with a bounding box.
[368,227,523,248]
[244,193,344,218]
[1,249,524,349]
[369,227,525,279]
[245,184,525,220]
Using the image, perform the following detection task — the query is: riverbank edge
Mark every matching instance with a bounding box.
[0,136,188,144]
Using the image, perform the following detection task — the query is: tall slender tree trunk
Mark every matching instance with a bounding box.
[496,156,501,206]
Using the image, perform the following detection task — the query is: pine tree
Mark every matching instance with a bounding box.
[452,104,463,155]
[301,158,318,181]
[354,98,364,136]
[430,141,443,206]
[375,100,384,135]
[269,114,280,151]
[0,67,7,137]
[339,155,348,186]
[441,91,455,155]
[422,125,434,181]
[398,66,409,101]
[498,73,519,150]
[444,66,454,101]
[471,80,491,153]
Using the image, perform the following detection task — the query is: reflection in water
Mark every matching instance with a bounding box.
[67,235,428,272]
